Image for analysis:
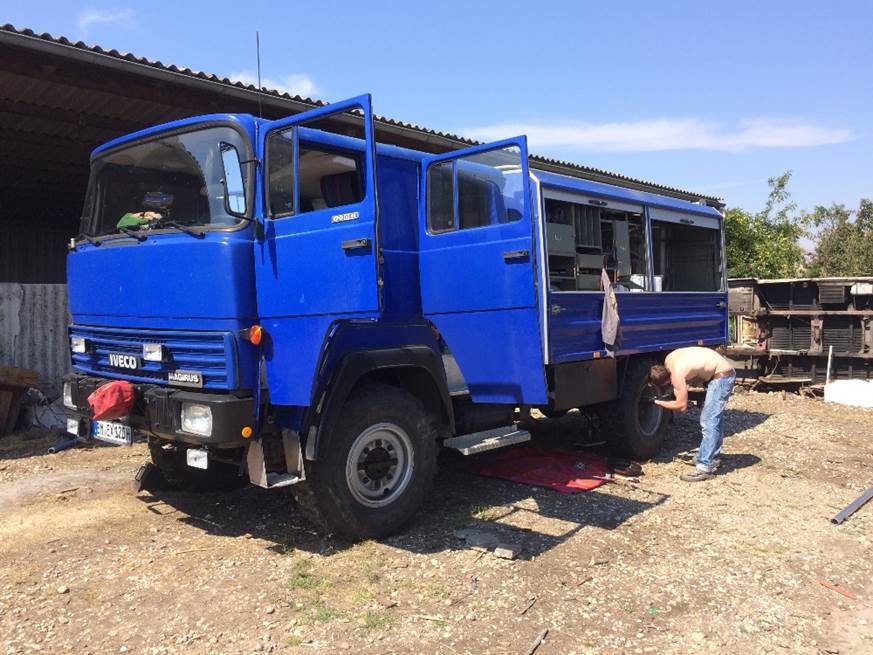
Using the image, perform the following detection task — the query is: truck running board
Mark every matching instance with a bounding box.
[443,426,531,456]
[246,430,306,489]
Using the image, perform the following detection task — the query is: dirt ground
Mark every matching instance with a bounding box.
[1,389,871,655]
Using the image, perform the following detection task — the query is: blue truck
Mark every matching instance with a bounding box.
[63,95,727,539]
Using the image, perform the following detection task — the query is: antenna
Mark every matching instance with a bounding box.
[255,31,263,118]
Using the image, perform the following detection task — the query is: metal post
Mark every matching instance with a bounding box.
[826,345,834,385]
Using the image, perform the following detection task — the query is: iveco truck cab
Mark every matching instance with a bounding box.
[64,96,727,539]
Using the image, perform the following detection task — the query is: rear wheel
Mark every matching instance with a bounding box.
[292,384,438,540]
[597,358,669,460]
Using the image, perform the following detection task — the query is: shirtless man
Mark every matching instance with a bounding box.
[649,347,736,482]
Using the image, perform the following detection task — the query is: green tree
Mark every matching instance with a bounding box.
[724,171,806,279]
[805,199,873,276]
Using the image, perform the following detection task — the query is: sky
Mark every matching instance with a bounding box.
[6,1,873,212]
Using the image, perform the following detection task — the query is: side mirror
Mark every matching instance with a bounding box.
[220,143,247,216]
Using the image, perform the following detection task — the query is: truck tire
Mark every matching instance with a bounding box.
[597,358,668,460]
[148,439,242,491]
[293,384,438,541]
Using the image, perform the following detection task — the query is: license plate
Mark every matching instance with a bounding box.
[92,420,133,445]
[186,448,208,469]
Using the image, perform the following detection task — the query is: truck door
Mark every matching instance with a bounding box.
[255,95,380,405]
[419,138,548,405]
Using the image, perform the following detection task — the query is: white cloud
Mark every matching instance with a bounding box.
[76,8,136,36]
[229,70,320,99]
[462,117,851,153]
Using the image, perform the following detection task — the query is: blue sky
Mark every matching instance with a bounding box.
[6,1,872,212]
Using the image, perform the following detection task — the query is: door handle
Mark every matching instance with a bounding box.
[503,249,529,262]
[551,304,565,316]
[341,238,371,251]
[716,301,727,309]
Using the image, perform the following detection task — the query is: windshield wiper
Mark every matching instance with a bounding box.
[117,226,147,242]
[155,220,205,239]
[75,232,103,246]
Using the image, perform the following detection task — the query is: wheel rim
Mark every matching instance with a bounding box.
[344,422,414,508]
[638,381,665,438]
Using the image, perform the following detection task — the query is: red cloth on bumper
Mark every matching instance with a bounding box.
[470,445,609,494]
[88,380,135,420]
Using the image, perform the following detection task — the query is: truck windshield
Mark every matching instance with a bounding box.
[81,126,250,238]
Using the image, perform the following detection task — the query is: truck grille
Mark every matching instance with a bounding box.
[69,325,236,390]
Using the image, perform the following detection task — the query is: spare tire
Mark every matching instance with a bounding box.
[597,358,669,460]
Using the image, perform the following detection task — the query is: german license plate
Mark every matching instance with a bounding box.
[92,420,133,446]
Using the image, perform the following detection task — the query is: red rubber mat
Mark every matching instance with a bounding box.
[470,445,609,494]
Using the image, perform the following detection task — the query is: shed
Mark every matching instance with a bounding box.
[0,23,722,397]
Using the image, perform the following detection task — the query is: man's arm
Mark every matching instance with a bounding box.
[655,374,688,412]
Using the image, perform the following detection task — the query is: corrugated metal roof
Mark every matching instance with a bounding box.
[0,23,723,206]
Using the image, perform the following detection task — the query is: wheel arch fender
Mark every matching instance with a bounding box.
[306,345,454,461]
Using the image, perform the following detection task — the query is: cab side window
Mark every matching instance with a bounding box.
[266,131,364,217]
[266,131,294,217]
[298,146,362,212]
[426,145,524,234]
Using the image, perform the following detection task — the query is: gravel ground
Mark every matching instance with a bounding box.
[1,389,871,655]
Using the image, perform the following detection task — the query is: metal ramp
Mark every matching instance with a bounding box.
[443,425,530,456]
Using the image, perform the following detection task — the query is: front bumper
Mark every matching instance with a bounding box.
[64,373,255,446]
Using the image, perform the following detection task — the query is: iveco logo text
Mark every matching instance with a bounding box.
[331,211,360,224]
[108,353,139,369]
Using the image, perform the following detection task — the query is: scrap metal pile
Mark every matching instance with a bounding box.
[727,277,873,385]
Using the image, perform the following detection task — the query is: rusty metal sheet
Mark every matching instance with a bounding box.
[0,283,69,398]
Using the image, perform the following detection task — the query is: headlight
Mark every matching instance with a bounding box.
[70,336,87,353]
[143,343,164,362]
[63,382,75,409]
[180,403,212,437]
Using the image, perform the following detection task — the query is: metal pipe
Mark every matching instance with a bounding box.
[47,438,78,454]
[831,487,873,525]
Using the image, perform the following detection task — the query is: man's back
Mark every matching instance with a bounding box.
[665,347,733,384]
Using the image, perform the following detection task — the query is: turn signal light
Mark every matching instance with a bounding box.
[241,426,253,439]
[241,325,264,345]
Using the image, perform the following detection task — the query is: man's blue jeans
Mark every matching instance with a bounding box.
[697,372,736,471]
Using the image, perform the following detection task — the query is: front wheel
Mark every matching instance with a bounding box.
[597,358,669,460]
[292,384,438,540]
